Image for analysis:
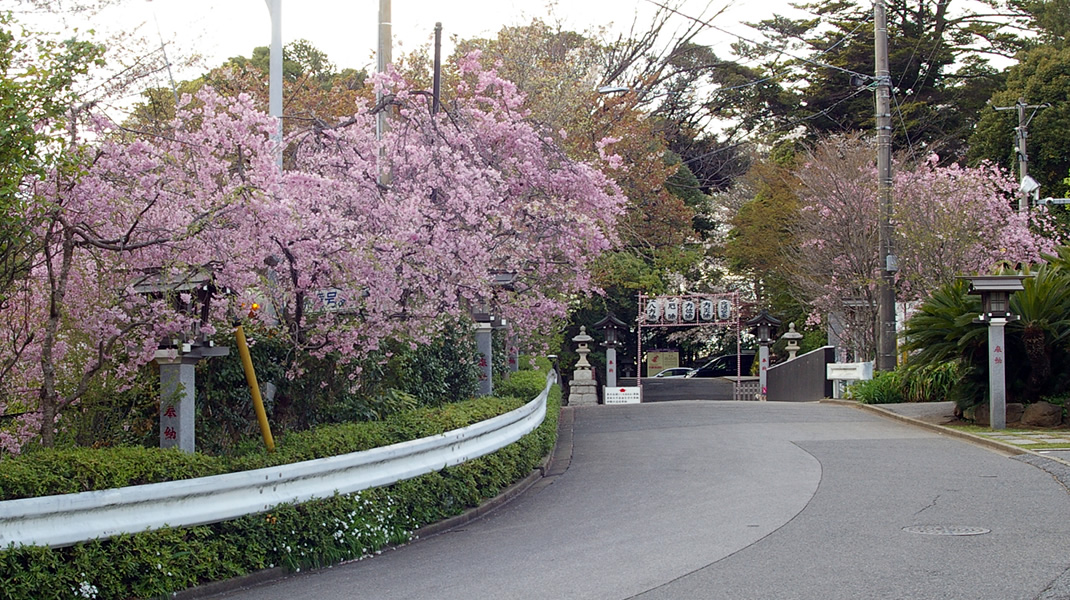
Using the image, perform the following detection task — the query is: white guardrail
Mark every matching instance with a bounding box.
[0,372,554,549]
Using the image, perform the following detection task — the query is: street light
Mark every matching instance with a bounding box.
[961,274,1028,430]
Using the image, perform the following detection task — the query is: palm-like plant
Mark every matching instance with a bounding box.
[902,279,987,407]
[1009,262,1070,401]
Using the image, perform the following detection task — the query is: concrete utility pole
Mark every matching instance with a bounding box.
[994,98,1048,213]
[874,0,897,372]
[377,0,392,141]
[265,0,283,167]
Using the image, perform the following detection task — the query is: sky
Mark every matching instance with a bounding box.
[75,0,792,82]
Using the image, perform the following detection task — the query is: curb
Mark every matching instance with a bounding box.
[821,399,1059,459]
[181,406,577,599]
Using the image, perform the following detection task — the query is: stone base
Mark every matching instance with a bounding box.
[568,370,599,406]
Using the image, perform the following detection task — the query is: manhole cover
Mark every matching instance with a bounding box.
[902,525,990,536]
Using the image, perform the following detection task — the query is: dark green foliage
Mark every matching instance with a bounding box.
[0,446,227,500]
[850,371,905,404]
[0,384,560,600]
[901,360,963,403]
[191,320,480,454]
[494,370,550,402]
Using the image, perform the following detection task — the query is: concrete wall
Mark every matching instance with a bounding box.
[767,346,835,402]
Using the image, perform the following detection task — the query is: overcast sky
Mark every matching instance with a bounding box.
[76,0,792,81]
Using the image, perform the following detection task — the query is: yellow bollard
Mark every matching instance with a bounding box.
[234,323,275,452]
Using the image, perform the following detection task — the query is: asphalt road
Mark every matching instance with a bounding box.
[215,401,1070,600]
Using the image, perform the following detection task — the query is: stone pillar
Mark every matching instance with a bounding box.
[605,345,618,389]
[568,326,598,406]
[475,322,493,396]
[758,344,769,401]
[157,355,199,453]
[989,318,1008,430]
[155,345,229,453]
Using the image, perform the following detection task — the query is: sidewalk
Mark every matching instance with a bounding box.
[843,400,1070,463]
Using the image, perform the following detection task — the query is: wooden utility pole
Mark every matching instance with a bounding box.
[874,0,897,371]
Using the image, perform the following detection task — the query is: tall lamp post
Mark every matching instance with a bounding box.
[746,310,781,401]
[962,275,1027,430]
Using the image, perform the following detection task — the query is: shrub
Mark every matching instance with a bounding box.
[494,370,550,402]
[849,371,905,404]
[0,384,561,600]
[902,360,962,403]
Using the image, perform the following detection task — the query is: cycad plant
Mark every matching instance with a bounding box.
[902,279,987,407]
[1009,261,1070,400]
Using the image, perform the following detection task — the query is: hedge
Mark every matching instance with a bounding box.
[0,376,559,600]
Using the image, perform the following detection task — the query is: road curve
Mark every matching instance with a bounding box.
[216,401,1070,600]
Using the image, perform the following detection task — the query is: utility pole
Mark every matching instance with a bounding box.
[377,0,392,142]
[265,0,283,167]
[994,98,1048,213]
[874,0,896,372]
[433,22,442,116]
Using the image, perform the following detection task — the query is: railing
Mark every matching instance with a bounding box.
[0,372,554,549]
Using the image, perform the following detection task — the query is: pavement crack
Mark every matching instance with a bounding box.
[914,494,941,516]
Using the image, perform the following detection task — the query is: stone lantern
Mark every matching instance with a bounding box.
[782,323,803,360]
[568,326,598,406]
[746,309,781,401]
[132,268,230,453]
[961,274,1028,430]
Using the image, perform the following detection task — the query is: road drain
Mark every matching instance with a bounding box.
[902,525,990,536]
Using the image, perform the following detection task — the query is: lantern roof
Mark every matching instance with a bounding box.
[960,275,1027,294]
[594,312,628,331]
[745,309,782,328]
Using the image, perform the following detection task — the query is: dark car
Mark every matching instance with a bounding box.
[686,352,756,378]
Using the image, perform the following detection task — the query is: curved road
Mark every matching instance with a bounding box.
[217,402,1070,600]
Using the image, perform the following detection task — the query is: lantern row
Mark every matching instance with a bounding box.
[640,295,735,326]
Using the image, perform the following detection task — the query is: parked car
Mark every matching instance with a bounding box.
[653,367,695,378]
[686,352,756,378]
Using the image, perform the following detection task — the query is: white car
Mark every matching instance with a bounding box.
[653,367,694,378]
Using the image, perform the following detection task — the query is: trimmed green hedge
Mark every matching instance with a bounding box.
[0,376,559,600]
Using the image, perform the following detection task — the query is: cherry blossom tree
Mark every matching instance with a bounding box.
[0,53,623,452]
[788,134,1057,360]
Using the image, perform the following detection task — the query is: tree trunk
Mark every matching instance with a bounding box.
[37,227,75,447]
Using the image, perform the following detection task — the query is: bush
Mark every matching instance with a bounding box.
[0,383,561,600]
[902,360,961,403]
[849,371,905,404]
[494,370,550,402]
